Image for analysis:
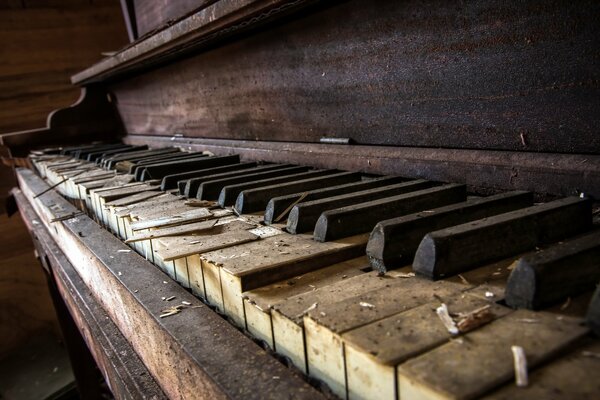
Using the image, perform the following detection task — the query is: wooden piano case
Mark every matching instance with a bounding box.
[2,0,599,399]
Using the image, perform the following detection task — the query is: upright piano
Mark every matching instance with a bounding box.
[2,1,600,399]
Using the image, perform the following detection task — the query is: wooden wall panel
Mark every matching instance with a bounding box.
[0,1,127,357]
[111,0,600,154]
[0,1,128,133]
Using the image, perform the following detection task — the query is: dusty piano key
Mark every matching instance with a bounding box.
[139,154,240,181]
[243,258,366,349]
[135,154,210,180]
[130,205,232,261]
[303,276,465,397]
[128,151,203,175]
[125,218,218,243]
[90,182,146,226]
[397,310,589,400]
[505,230,600,310]
[115,193,180,249]
[106,147,180,169]
[482,340,600,400]
[218,170,344,207]
[343,293,512,400]
[270,268,418,373]
[129,206,230,231]
[234,171,362,214]
[202,233,367,327]
[95,183,161,230]
[161,161,258,191]
[286,179,436,234]
[104,191,163,237]
[85,144,135,161]
[413,197,593,280]
[126,200,191,259]
[366,191,534,273]
[314,183,467,242]
[75,144,126,160]
[197,165,307,200]
[154,220,259,290]
[88,145,146,163]
[183,163,293,197]
[116,151,191,173]
[79,177,124,214]
[101,147,167,168]
[264,175,407,225]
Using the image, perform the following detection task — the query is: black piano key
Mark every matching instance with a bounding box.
[234,171,362,214]
[218,170,340,207]
[587,284,600,336]
[366,191,534,273]
[505,230,600,310]
[160,162,258,191]
[127,151,200,172]
[73,144,123,159]
[140,155,241,181]
[264,176,407,225]
[130,153,206,177]
[184,164,296,198]
[106,148,180,169]
[101,147,167,168]
[412,197,593,280]
[85,144,132,161]
[93,145,149,164]
[286,179,436,234]
[313,184,467,242]
[197,165,308,200]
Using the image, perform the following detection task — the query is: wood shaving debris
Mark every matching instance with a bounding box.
[117,249,131,253]
[320,312,327,317]
[582,351,600,359]
[397,272,416,278]
[165,296,176,301]
[436,303,459,335]
[511,345,528,387]
[360,302,376,309]
[455,305,494,333]
[118,271,122,276]
[517,318,539,323]
[160,305,186,318]
[161,297,166,300]
[181,301,192,306]
[163,281,168,284]
[295,302,318,319]
[560,297,571,310]
[272,376,280,380]
[485,291,495,298]
[458,274,470,285]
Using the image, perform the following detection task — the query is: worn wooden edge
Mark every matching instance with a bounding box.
[123,135,600,198]
[15,168,324,400]
[72,0,320,85]
[13,188,167,400]
[0,87,124,157]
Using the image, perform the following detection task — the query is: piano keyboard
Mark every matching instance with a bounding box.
[28,144,600,400]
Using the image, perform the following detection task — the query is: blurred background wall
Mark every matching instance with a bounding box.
[0,0,127,359]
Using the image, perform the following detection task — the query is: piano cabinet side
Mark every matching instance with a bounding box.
[0,85,125,157]
[13,188,166,400]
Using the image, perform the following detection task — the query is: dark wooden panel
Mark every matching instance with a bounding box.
[123,135,600,199]
[133,0,215,37]
[111,0,600,154]
[0,3,128,133]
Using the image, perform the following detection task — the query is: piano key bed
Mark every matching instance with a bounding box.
[17,144,600,400]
